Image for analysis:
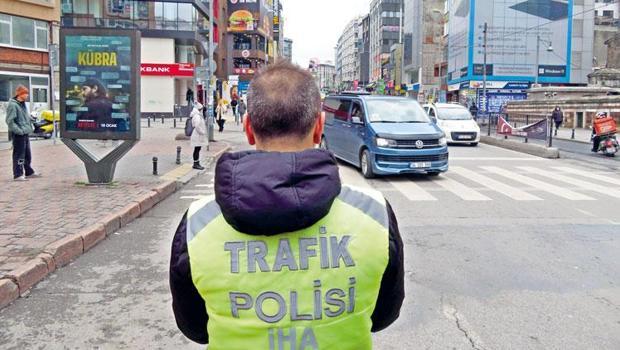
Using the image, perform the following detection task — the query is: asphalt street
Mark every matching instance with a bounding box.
[1,128,619,349]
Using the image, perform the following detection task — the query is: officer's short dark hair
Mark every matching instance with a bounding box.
[247,60,320,139]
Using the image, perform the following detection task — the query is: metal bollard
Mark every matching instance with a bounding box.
[571,128,575,139]
[152,157,158,175]
[173,118,177,128]
[147,117,151,128]
[176,146,182,165]
[162,115,165,124]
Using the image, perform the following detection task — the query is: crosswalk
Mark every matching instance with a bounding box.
[180,165,620,203]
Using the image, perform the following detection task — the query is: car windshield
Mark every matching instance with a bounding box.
[437,108,473,120]
[366,99,430,123]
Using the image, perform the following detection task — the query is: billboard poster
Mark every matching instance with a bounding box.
[448,0,572,84]
[60,28,140,140]
[228,0,272,37]
[447,0,471,82]
[473,0,571,80]
[477,90,527,114]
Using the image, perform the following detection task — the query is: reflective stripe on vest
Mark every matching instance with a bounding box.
[187,186,389,350]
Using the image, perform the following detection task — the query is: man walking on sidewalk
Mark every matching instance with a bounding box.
[170,61,404,349]
[5,85,39,181]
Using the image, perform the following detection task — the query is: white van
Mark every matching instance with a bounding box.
[423,103,480,146]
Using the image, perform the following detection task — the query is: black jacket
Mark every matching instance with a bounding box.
[169,149,405,344]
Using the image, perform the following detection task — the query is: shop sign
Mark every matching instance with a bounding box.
[242,50,251,58]
[140,63,194,77]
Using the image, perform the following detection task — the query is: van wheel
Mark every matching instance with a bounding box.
[320,136,328,150]
[360,149,375,178]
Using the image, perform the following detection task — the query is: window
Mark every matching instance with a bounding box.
[351,101,364,123]
[1,14,48,50]
[0,14,10,45]
[334,99,352,122]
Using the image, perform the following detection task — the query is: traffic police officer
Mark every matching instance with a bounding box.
[170,61,404,349]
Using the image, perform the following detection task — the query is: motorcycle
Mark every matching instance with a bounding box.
[597,134,619,157]
[30,109,59,139]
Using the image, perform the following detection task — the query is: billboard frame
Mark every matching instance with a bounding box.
[59,27,141,141]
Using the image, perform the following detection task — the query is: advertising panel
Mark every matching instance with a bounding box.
[447,0,471,82]
[228,0,273,37]
[472,0,572,81]
[448,0,572,84]
[477,90,527,114]
[60,28,140,140]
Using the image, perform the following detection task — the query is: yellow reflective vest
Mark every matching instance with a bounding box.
[186,185,390,350]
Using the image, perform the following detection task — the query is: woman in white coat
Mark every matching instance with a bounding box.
[190,102,207,170]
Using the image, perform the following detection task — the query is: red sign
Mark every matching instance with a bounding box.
[140,63,194,77]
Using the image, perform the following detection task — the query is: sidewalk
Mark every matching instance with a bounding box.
[554,127,592,144]
[0,121,230,308]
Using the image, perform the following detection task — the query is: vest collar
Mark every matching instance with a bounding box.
[214,149,341,236]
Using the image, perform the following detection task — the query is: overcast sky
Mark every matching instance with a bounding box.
[280,0,371,67]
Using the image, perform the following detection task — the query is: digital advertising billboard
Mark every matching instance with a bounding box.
[60,28,140,140]
[448,0,573,84]
[228,0,273,37]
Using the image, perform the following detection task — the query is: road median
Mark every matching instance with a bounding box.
[480,135,560,159]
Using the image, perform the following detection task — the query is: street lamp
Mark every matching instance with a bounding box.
[535,35,554,86]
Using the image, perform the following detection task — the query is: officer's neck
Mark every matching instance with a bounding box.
[255,134,315,153]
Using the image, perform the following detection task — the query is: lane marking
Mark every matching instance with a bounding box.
[451,166,542,201]
[552,167,620,186]
[576,209,597,217]
[450,157,544,161]
[388,178,437,201]
[481,166,595,201]
[433,176,492,201]
[519,166,620,200]
[196,184,214,188]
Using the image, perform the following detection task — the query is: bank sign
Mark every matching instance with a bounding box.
[448,0,573,85]
[140,63,194,77]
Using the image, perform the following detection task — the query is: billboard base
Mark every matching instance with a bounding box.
[62,138,137,184]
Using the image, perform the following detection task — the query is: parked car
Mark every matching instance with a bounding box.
[423,103,480,146]
[321,93,449,178]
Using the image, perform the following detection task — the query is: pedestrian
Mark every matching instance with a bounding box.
[231,98,239,125]
[552,106,563,136]
[186,88,194,106]
[237,99,247,127]
[215,100,225,132]
[6,85,40,181]
[169,60,404,349]
[190,102,207,170]
[469,102,479,118]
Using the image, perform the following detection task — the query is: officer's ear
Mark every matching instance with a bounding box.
[313,112,325,145]
[244,115,256,146]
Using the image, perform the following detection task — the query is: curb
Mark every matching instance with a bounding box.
[0,143,231,310]
[480,136,560,159]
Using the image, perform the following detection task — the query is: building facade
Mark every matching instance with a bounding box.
[225,0,273,94]
[60,0,212,118]
[593,0,620,69]
[447,0,595,112]
[403,0,445,101]
[359,14,371,87]
[369,0,403,82]
[282,37,292,61]
[335,17,361,90]
[1,0,60,134]
[317,63,336,92]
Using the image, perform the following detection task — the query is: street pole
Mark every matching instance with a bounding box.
[534,34,540,86]
[483,22,490,136]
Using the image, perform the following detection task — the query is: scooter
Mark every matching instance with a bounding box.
[30,109,59,139]
[597,134,619,157]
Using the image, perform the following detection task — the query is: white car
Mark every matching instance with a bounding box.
[423,103,480,146]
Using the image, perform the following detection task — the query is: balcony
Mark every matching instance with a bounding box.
[232,49,267,61]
